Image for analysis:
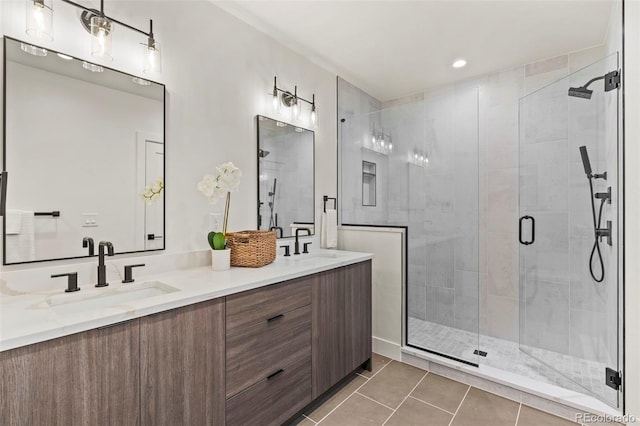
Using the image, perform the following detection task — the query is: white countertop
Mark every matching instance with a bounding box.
[0,249,372,352]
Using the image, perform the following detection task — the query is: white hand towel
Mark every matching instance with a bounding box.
[320,213,327,248]
[6,211,35,263]
[323,209,338,249]
[5,210,23,235]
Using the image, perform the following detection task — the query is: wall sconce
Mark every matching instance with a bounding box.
[24,0,162,77]
[271,76,317,126]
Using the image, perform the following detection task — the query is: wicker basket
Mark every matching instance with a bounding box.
[226,230,277,267]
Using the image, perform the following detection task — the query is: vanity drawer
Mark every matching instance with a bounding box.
[225,275,312,332]
[226,304,311,398]
[226,355,312,426]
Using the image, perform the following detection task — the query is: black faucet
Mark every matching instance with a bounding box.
[96,241,114,287]
[51,272,80,293]
[270,226,284,238]
[82,237,95,256]
[294,228,312,255]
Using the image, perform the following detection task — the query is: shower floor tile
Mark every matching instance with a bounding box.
[408,317,617,405]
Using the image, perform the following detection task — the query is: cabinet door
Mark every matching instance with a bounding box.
[140,299,225,426]
[311,268,345,399]
[0,320,140,426]
[344,260,372,373]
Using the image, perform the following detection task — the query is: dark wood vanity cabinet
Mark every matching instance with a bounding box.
[312,260,373,398]
[0,320,140,426]
[0,259,371,426]
[140,298,225,426]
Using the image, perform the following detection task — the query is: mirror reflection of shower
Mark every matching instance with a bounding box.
[268,178,277,230]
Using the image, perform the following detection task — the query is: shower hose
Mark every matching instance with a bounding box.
[588,178,606,283]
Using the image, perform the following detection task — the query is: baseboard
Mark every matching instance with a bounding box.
[373,336,401,361]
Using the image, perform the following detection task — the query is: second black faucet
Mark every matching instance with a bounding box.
[96,241,114,287]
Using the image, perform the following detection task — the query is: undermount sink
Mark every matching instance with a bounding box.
[47,281,179,316]
[280,251,348,262]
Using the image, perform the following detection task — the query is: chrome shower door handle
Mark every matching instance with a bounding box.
[519,215,535,245]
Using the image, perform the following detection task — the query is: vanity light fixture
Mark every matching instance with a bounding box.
[26,0,53,42]
[27,0,162,77]
[20,42,48,57]
[271,76,318,126]
[366,128,392,156]
[410,151,429,167]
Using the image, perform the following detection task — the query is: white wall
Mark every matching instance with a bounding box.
[0,0,337,267]
[338,226,404,361]
[622,0,640,417]
[5,61,162,262]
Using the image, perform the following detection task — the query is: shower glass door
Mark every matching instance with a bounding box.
[518,53,620,407]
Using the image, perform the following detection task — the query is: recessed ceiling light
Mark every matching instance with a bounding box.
[57,53,74,61]
[452,59,467,68]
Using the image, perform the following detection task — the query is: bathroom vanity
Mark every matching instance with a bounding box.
[0,251,372,426]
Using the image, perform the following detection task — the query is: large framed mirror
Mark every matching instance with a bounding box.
[3,37,165,264]
[257,115,314,238]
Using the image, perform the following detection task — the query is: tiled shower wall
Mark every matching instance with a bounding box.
[339,44,618,364]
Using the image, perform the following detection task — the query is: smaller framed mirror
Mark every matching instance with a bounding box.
[257,115,314,238]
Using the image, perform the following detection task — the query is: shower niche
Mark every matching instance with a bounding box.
[362,161,376,206]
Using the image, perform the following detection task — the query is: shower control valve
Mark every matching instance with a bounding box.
[595,187,612,204]
[593,171,607,180]
[596,221,613,246]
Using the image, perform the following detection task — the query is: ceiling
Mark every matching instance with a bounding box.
[215,0,614,101]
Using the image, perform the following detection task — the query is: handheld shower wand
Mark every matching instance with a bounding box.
[579,146,611,283]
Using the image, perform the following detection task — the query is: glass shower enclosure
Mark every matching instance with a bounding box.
[518,53,621,407]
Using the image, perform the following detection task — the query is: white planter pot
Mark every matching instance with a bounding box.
[211,249,231,271]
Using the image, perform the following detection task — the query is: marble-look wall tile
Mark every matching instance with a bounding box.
[487,232,519,299]
[488,168,519,234]
[522,280,571,354]
[487,295,518,341]
[426,285,455,327]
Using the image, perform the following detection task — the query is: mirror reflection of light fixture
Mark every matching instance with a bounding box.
[271,76,318,126]
[28,0,162,77]
[82,61,104,73]
[20,42,48,57]
[26,0,53,42]
[132,77,151,86]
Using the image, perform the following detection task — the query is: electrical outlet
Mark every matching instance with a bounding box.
[82,213,98,227]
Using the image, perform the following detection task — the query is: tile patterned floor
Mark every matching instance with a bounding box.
[408,318,617,405]
[290,353,589,426]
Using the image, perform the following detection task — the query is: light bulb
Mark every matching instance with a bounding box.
[272,92,280,111]
[310,106,317,125]
[26,0,53,42]
[414,153,419,160]
[388,143,393,151]
[420,155,424,162]
[425,157,429,163]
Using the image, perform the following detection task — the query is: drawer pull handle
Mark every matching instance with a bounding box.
[267,314,284,322]
[267,369,284,380]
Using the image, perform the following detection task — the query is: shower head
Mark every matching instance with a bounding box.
[567,71,620,100]
[579,146,593,177]
[259,149,270,158]
[568,86,593,99]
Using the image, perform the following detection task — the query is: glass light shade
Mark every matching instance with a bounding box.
[26,0,53,42]
[310,107,317,125]
[143,40,162,75]
[132,77,151,86]
[91,16,113,61]
[272,92,280,111]
[20,42,47,57]
[292,100,301,119]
